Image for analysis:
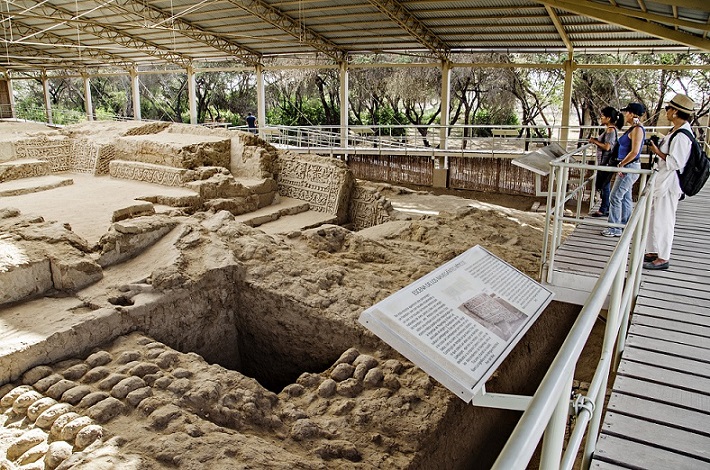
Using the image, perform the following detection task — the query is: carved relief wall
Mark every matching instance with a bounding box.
[348,184,394,231]
[15,136,74,172]
[109,161,186,187]
[277,154,352,222]
[14,136,116,176]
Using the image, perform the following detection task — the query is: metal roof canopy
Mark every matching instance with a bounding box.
[0,0,708,73]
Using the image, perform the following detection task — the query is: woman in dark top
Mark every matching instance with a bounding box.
[600,102,646,237]
[589,106,623,217]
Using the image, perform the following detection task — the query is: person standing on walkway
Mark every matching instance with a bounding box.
[246,112,257,133]
[589,106,624,218]
[643,94,696,270]
[600,102,646,238]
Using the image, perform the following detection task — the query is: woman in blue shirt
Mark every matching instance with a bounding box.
[600,102,646,237]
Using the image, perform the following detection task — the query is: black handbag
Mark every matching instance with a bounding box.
[595,129,619,190]
[605,141,620,166]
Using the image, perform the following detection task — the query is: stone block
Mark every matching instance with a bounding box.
[49,257,103,291]
[204,196,260,216]
[0,258,53,305]
[0,159,51,183]
[96,216,178,267]
[114,133,230,169]
[112,203,156,223]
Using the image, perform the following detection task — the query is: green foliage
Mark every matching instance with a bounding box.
[268,98,326,126]
[367,106,407,136]
[470,109,520,136]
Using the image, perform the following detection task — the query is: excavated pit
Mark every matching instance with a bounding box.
[0,120,587,469]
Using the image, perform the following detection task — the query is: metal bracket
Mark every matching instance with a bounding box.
[571,393,595,417]
[471,385,532,412]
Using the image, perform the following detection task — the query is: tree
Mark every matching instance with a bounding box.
[385,63,441,146]
[503,56,562,147]
[139,73,188,122]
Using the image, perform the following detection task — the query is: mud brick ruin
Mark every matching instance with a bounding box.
[0,120,577,469]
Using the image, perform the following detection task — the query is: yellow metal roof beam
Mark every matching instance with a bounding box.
[2,21,135,70]
[8,2,193,67]
[537,0,710,51]
[366,0,451,60]
[545,5,574,53]
[223,0,345,61]
[111,0,262,66]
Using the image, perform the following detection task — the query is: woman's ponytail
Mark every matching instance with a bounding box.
[601,106,624,130]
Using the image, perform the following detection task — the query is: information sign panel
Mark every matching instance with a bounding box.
[511,142,567,175]
[358,245,554,402]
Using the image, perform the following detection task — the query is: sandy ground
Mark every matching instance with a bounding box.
[1,174,196,244]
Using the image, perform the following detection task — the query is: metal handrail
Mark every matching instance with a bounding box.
[493,147,656,470]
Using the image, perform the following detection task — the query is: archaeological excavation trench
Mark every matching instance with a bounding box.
[0,120,582,469]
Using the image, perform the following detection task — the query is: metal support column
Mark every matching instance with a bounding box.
[187,66,197,124]
[130,69,141,121]
[83,74,93,121]
[439,59,451,151]
[339,60,349,149]
[42,72,53,125]
[560,56,574,149]
[256,64,266,131]
[3,71,15,118]
[434,60,451,188]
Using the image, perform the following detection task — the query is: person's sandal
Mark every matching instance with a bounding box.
[643,253,658,262]
[643,260,669,270]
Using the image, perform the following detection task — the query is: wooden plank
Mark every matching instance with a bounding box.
[636,289,710,308]
[625,334,710,364]
[639,270,710,287]
[640,279,710,298]
[612,375,710,413]
[644,281,710,304]
[631,315,710,339]
[622,348,710,379]
[635,295,710,315]
[617,359,710,396]
[555,246,611,262]
[606,393,710,436]
[602,412,710,462]
[589,461,627,470]
[594,433,709,470]
[635,305,710,325]
[628,324,710,349]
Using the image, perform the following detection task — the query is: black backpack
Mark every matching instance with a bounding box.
[668,128,710,197]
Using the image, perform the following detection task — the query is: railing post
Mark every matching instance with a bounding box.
[581,264,624,467]
[539,368,574,470]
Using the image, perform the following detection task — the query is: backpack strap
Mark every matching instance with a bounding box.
[668,128,697,177]
[668,127,695,146]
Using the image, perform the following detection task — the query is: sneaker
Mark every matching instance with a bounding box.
[600,229,620,237]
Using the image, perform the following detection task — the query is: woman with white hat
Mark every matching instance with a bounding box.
[643,93,696,270]
[600,102,646,237]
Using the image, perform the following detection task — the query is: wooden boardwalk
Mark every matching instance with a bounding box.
[590,186,710,469]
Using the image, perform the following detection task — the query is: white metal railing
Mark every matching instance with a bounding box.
[493,145,656,470]
[8,111,707,156]
[244,123,707,158]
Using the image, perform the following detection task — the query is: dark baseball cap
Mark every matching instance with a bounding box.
[620,102,646,116]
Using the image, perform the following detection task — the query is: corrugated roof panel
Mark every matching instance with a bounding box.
[0,0,705,71]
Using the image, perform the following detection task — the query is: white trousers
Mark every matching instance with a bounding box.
[645,191,680,260]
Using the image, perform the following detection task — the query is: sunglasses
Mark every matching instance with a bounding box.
[665,105,675,111]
